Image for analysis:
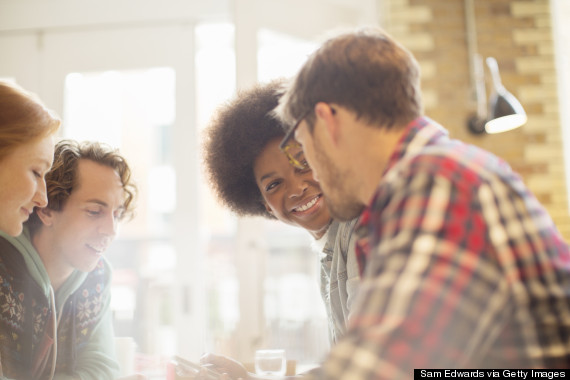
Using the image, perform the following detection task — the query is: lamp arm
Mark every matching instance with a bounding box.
[486,57,505,92]
[473,54,487,119]
[465,0,486,121]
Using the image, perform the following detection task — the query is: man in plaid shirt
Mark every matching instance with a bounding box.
[276,27,570,378]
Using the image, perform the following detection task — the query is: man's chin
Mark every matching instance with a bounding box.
[328,199,364,221]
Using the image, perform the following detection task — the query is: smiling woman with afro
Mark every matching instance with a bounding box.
[201,78,360,357]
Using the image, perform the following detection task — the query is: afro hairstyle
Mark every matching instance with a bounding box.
[202,79,289,219]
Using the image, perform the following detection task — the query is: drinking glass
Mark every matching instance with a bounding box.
[254,349,286,377]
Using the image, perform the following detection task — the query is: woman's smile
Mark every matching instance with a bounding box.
[254,138,332,239]
[291,194,322,213]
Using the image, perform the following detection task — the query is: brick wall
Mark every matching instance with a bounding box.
[381,0,570,241]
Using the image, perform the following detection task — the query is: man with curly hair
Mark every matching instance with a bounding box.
[200,79,360,375]
[0,140,137,380]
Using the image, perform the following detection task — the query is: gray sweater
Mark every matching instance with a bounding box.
[315,219,360,344]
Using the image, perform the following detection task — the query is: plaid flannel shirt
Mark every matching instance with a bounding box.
[317,117,570,379]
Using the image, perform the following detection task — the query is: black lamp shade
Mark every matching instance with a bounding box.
[467,57,527,135]
[485,89,527,134]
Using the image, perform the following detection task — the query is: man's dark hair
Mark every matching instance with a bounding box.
[277,27,423,132]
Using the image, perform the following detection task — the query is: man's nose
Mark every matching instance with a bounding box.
[99,213,118,237]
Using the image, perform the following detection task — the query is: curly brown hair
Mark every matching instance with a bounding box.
[27,140,137,230]
[202,79,288,219]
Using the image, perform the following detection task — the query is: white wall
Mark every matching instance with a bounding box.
[552,0,570,213]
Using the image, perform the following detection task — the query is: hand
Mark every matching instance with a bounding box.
[199,352,249,380]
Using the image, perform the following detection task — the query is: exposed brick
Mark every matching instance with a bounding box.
[544,103,560,114]
[388,24,411,35]
[523,133,547,144]
[511,2,550,17]
[516,57,556,73]
[397,34,435,51]
[535,193,552,205]
[539,74,558,85]
[523,116,563,132]
[510,162,548,176]
[489,2,512,16]
[537,45,554,56]
[525,145,564,161]
[535,15,552,28]
[513,29,554,45]
[527,176,567,192]
[519,85,558,102]
[391,0,411,7]
[390,6,433,23]
[419,61,437,79]
[549,163,567,175]
[546,134,564,145]
[386,0,570,241]
[422,89,438,110]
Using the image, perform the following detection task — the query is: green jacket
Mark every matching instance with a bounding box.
[0,228,120,380]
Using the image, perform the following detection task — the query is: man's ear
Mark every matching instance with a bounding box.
[36,207,55,227]
[314,102,339,145]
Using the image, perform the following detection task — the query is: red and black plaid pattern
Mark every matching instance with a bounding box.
[320,117,570,379]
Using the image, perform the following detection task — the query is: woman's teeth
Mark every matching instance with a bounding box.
[294,196,319,212]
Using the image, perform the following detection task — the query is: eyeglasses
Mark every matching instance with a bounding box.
[279,109,311,170]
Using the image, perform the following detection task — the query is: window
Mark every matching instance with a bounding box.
[197,24,330,369]
[64,67,179,374]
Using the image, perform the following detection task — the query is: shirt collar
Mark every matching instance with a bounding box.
[354,116,449,249]
[381,116,449,179]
